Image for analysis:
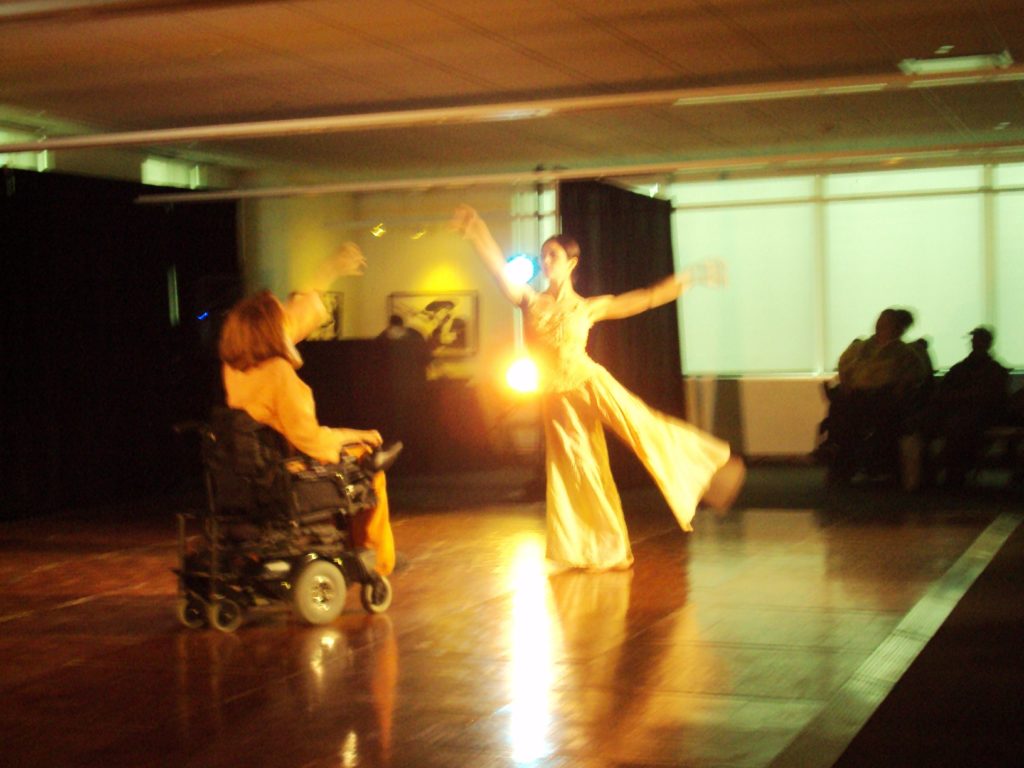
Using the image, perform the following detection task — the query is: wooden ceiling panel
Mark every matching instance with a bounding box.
[1,0,1023,186]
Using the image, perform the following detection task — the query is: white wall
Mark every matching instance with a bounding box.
[349,188,521,384]
[240,193,356,296]
[238,187,547,446]
[685,376,830,456]
[238,163,1022,458]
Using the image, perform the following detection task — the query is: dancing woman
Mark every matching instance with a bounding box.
[218,244,397,575]
[453,205,745,571]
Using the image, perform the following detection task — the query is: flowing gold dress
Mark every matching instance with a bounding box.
[523,292,731,570]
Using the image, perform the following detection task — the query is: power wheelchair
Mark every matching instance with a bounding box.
[174,407,400,632]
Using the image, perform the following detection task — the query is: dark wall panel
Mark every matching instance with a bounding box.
[1,169,239,518]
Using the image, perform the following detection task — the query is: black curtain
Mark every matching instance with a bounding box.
[1,169,239,518]
[558,180,684,485]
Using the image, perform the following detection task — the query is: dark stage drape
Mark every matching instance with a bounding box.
[558,180,684,485]
[1,169,239,518]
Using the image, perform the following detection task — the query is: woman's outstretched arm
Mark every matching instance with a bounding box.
[304,242,367,292]
[452,205,528,305]
[286,242,368,343]
[591,259,726,321]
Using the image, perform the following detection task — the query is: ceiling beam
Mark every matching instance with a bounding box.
[0,0,247,23]
[4,67,1024,155]
[133,140,1024,204]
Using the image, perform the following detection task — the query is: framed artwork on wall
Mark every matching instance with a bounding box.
[386,290,479,357]
[307,291,344,340]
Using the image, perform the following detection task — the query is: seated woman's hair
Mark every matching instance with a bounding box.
[219,290,302,371]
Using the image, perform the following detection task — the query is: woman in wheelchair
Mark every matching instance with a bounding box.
[217,243,399,576]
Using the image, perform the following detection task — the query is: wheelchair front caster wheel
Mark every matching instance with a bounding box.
[176,596,207,629]
[293,560,347,625]
[207,598,243,632]
[360,576,392,614]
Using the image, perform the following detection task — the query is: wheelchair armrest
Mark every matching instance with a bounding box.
[279,454,316,474]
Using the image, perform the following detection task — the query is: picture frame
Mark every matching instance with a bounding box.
[386,291,479,357]
[307,291,344,340]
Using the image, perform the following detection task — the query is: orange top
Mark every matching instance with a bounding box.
[222,291,347,463]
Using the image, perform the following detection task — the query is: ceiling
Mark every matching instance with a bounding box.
[2,0,1024,197]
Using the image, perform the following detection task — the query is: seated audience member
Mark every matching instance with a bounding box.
[822,308,930,480]
[895,309,936,387]
[1008,383,1024,426]
[218,244,397,575]
[893,312,936,479]
[376,314,432,469]
[930,326,1010,486]
[837,308,927,391]
[377,313,414,342]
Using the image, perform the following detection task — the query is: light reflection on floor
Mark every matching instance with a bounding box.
[507,536,557,764]
[0,485,1016,767]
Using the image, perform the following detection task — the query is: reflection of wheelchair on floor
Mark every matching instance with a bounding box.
[174,408,401,632]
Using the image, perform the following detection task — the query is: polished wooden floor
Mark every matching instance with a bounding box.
[1,466,1019,768]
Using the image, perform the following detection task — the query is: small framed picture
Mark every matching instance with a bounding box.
[307,291,344,340]
[386,291,478,357]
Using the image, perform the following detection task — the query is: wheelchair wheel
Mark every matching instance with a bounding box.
[176,596,207,629]
[207,598,243,633]
[360,575,392,614]
[293,560,346,625]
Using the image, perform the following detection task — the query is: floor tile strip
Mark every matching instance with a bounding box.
[767,511,1023,768]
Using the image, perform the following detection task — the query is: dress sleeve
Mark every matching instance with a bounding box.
[269,362,343,464]
[283,291,330,345]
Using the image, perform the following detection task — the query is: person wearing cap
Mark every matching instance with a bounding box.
[931,326,1011,486]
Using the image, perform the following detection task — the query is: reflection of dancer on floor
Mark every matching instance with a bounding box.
[453,205,746,572]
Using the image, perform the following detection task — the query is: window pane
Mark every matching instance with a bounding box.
[825,195,984,370]
[825,166,982,197]
[994,191,1024,368]
[675,204,817,374]
[993,162,1024,189]
[672,176,814,206]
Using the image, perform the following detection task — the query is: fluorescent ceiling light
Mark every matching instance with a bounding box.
[899,49,1013,75]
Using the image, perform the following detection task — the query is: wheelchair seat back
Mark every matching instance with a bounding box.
[202,408,375,528]
[204,407,290,515]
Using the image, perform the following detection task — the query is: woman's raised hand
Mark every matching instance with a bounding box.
[328,242,367,278]
[451,204,481,238]
[686,258,728,288]
[360,429,383,448]
[306,242,367,292]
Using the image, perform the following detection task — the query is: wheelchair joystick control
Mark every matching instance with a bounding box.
[369,441,403,474]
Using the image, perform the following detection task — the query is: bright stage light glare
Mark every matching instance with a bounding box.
[506,357,539,394]
[504,254,537,285]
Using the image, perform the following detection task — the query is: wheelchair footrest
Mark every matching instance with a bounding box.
[336,548,377,582]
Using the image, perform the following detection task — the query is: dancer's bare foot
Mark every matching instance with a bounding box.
[702,456,746,515]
